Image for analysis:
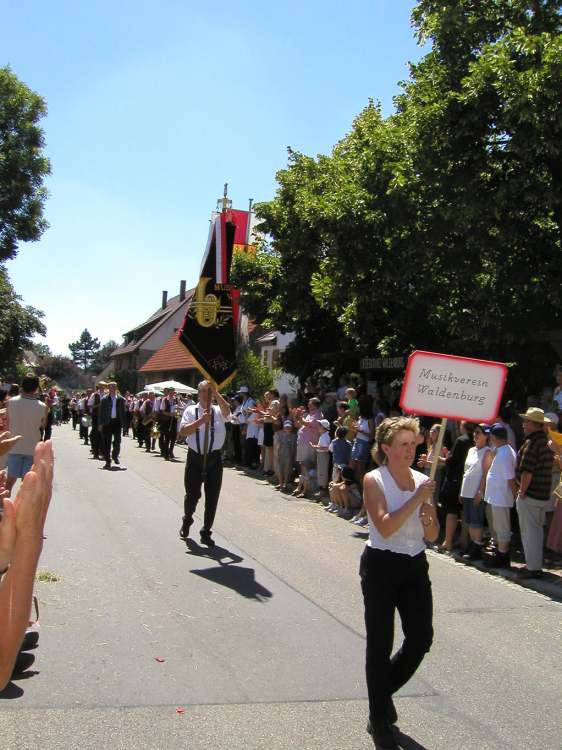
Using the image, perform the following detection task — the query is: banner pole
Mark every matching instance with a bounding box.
[428,418,447,485]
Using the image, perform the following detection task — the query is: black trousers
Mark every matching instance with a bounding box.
[123,411,132,436]
[102,418,122,463]
[159,417,176,457]
[183,449,223,532]
[138,421,151,450]
[245,436,259,467]
[72,411,79,430]
[359,547,433,722]
[79,417,89,443]
[161,417,177,457]
[90,416,100,457]
[231,424,242,463]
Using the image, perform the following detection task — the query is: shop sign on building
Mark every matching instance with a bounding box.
[360,356,405,371]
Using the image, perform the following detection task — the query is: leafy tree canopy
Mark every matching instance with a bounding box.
[234,1,562,382]
[0,267,45,379]
[68,329,100,370]
[0,66,50,260]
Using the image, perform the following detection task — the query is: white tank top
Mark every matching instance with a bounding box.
[367,465,428,556]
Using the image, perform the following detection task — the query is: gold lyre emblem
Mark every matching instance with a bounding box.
[194,277,220,327]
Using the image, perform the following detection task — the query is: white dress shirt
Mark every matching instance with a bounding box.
[179,403,226,452]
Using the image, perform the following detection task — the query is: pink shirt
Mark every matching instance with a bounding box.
[297,410,323,445]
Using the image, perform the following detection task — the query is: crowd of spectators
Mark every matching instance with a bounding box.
[222,366,562,579]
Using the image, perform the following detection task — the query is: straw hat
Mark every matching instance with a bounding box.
[518,407,553,424]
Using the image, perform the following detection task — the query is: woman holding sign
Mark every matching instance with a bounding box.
[360,417,439,750]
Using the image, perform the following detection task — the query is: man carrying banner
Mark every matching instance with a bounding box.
[178,380,231,546]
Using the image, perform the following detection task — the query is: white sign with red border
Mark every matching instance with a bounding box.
[400,351,507,423]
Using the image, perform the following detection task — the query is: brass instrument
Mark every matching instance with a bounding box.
[190,277,232,328]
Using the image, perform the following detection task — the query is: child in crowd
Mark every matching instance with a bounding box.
[293,459,317,498]
[329,426,352,478]
[327,465,362,519]
[345,388,359,418]
[276,420,296,492]
[310,418,331,499]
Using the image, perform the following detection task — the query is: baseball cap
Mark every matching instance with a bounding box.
[489,423,507,439]
[318,419,330,429]
[238,385,249,393]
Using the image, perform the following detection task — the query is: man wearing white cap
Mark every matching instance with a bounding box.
[515,408,554,579]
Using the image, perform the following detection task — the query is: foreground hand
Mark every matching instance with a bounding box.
[415,479,435,505]
[199,411,211,425]
[13,440,54,543]
[0,496,16,571]
[0,431,22,456]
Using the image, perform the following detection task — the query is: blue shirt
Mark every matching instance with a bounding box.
[330,437,352,467]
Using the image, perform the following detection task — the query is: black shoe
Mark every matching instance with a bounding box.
[103,462,111,469]
[462,543,483,561]
[113,457,120,465]
[21,630,39,651]
[367,717,398,749]
[484,551,510,569]
[515,567,544,580]
[200,530,215,547]
[179,518,191,541]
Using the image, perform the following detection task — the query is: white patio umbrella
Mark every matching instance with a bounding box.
[144,379,197,395]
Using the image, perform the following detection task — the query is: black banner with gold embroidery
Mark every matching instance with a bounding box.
[178,211,238,389]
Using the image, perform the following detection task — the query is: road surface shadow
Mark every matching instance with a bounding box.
[191,565,273,602]
[395,728,429,749]
[0,668,39,700]
[185,539,244,566]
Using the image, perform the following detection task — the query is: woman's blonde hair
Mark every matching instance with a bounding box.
[372,416,420,465]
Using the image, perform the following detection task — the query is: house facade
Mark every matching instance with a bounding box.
[110,281,194,389]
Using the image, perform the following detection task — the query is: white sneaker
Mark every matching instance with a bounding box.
[356,517,368,526]
[324,503,335,511]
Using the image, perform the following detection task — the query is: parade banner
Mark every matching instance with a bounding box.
[231,207,257,255]
[177,211,238,390]
[400,351,508,423]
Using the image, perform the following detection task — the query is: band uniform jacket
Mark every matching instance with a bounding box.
[98,394,127,429]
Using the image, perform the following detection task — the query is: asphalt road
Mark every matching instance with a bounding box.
[1,425,560,749]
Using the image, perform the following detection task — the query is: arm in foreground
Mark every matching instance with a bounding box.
[0,441,54,690]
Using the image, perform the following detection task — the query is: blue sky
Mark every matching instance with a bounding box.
[3,1,425,355]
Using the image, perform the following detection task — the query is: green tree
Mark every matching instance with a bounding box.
[0,267,45,378]
[238,1,562,386]
[232,348,274,397]
[68,329,100,370]
[0,66,50,260]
